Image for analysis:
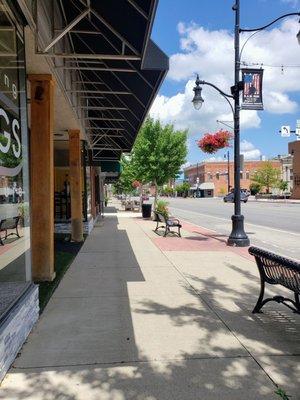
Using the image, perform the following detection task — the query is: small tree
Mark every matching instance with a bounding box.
[176,182,190,197]
[249,182,261,195]
[278,180,289,193]
[251,162,280,194]
[114,155,137,194]
[133,118,187,204]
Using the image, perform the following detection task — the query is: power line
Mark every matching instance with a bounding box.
[240,60,300,69]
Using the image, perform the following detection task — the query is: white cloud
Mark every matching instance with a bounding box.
[205,156,225,162]
[181,161,191,169]
[241,140,261,160]
[150,18,300,136]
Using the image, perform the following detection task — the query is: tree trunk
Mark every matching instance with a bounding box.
[154,180,158,207]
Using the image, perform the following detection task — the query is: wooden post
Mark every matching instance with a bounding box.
[68,130,84,242]
[28,74,55,282]
[91,167,97,219]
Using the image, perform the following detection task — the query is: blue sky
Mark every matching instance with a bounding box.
[150,0,300,165]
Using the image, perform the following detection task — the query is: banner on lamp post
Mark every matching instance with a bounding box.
[241,68,264,110]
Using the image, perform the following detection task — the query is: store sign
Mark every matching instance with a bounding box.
[281,125,291,137]
[0,73,18,100]
[241,68,264,110]
[0,105,22,176]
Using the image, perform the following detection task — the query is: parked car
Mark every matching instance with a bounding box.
[223,191,249,203]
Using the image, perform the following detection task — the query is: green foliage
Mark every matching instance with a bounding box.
[275,388,291,399]
[113,155,138,195]
[155,199,169,218]
[251,161,280,194]
[278,180,289,192]
[249,182,261,195]
[133,118,187,199]
[161,186,174,196]
[0,136,21,168]
[176,182,190,196]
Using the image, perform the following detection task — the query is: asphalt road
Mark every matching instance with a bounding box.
[166,197,300,260]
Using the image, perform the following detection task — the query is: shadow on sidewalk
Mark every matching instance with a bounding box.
[2,215,299,399]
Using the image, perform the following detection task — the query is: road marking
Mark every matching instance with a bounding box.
[169,206,300,237]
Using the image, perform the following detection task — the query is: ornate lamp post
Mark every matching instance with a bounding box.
[192,0,300,247]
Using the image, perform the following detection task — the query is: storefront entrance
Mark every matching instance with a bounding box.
[0,0,31,313]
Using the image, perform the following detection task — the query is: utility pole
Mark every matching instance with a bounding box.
[227,0,250,246]
[225,150,230,193]
[196,162,199,198]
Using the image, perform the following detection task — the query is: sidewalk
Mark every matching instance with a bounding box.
[1,203,299,399]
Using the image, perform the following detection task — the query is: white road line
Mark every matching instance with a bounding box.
[169,206,300,237]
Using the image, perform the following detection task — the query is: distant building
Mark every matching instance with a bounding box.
[288,141,300,199]
[184,160,281,197]
[272,154,293,193]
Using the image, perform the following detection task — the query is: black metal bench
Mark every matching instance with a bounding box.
[249,246,300,314]
[0,216,20,245]
[153,211,182,237]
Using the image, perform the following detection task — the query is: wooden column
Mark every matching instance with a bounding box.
[28,74,55,282]
[68,130,84,242]
[91,167,97,219]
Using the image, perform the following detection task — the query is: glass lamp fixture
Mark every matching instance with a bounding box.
[192,75,204,110]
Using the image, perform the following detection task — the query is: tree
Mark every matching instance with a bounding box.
[133,118,187,203]
[251,161,280,194]
[278,180,289,193]
[249,182,261,195]
[113,155,137,194]
[176,182,190,197]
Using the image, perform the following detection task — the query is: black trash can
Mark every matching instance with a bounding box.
[142,203,152,219]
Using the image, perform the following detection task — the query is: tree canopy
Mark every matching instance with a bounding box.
[251,161,280,194]
[133,118,187,191]
[113,155,137,194]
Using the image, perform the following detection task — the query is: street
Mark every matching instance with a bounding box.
[167,197,300,260]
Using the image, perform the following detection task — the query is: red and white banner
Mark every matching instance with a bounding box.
[241,68,264,110]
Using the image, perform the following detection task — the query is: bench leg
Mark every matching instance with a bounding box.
[0,235,4,246]
[294,293,300,313]
[178,225,181,237]
[15,225,20,238]
[164,225,169,237]
[252,277,265,313]
[154,220,159,232]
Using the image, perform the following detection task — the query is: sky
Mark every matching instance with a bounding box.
[150,0,300,166]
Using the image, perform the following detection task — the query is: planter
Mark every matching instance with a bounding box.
[142,203,152,219]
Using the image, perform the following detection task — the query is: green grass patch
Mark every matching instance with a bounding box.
[38,250,76,313]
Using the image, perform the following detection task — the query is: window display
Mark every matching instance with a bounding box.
[0,2,31,315]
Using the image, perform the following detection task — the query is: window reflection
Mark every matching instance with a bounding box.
[0,2,31,316]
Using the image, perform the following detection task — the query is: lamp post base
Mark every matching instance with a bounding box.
[227,214,250,247]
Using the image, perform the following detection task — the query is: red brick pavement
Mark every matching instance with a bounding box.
[137,217,252,260]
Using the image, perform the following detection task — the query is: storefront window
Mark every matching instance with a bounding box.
[0,2,31,314]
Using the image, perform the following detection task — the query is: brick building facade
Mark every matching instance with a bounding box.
[184,160,281,197]
[288,141,300,199]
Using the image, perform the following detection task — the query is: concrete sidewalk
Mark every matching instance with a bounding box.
[1,204,299,399]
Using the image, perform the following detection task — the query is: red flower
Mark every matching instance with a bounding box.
[132,180,141,188]
[197,130,233,154]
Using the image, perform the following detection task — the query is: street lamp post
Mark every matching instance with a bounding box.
[196,162,199,197]
[225,150,230,193]
[192,0,300,247]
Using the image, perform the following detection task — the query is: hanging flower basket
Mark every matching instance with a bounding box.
[197,130,233,154]
[132,180,141,188]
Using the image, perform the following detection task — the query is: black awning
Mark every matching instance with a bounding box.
[57,0,168,161]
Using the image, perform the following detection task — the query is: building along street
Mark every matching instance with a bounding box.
[167,197,300,260]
